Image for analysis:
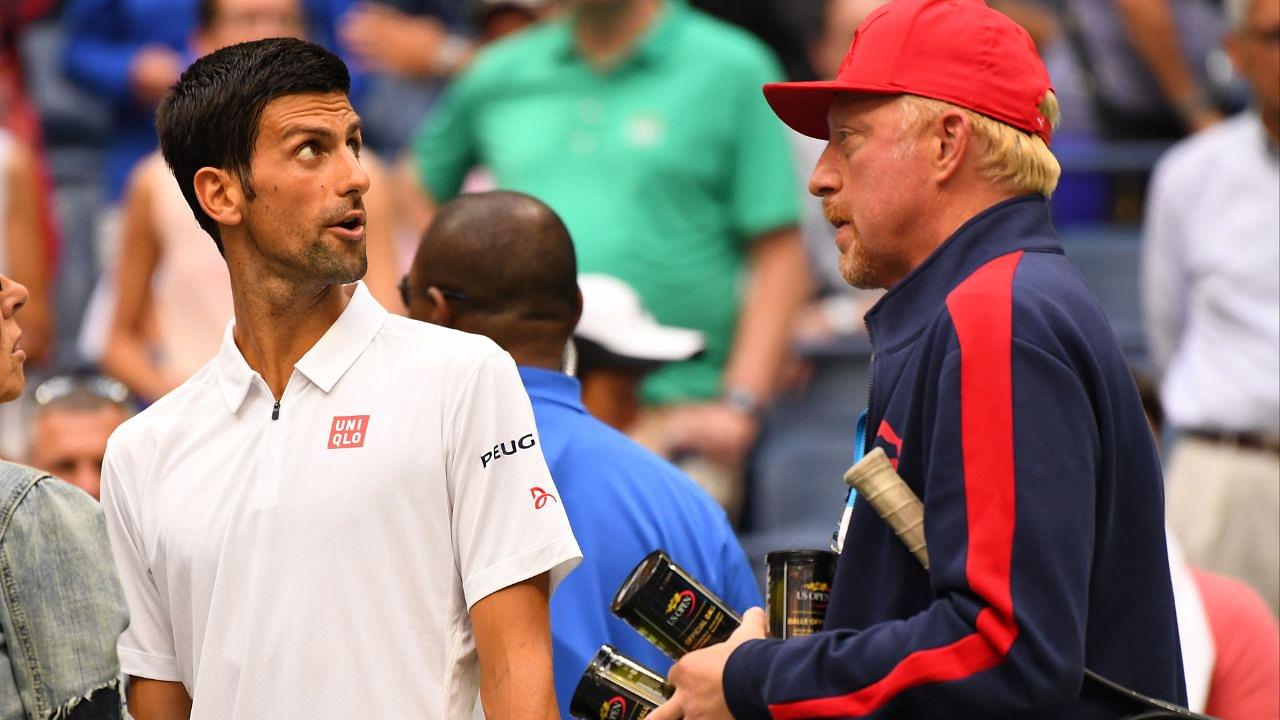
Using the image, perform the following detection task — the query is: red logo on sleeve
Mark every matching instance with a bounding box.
[529,487,558,509]
[328,415,370,449]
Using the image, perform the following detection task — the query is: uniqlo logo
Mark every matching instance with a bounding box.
[328,415,370,449]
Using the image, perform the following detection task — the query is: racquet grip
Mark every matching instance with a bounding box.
[844,447,930,570]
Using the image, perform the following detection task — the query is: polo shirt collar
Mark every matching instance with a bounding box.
[518,366,588,415]
[215,282,388,413]
[864,195,1062,352]
[554,1,684,68]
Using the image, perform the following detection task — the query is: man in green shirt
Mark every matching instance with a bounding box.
[412,0,807,502]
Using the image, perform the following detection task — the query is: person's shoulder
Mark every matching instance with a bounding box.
[676,6,780,74]
[375,315,507,370]
[106,360,221,458]
[1155,113,1256,182]
[556,414,727,517]
[459,19,568,84]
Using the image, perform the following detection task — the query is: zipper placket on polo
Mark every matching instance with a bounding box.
[254,380,289,508]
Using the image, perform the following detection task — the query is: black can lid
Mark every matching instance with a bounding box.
[611,549,669,614]
[765,549,838,565]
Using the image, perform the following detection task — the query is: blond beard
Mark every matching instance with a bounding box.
[838,232,881,290]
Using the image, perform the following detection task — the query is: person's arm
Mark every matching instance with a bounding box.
[1114,0,1222,132]
[721,225,810,399]
[338,4,474,79]
[409,61,481,207]
[471,573,558,720]
[1141,153,1189,378]
[4,141,53,365]
[128,678,192,720]
[61,0,182,105]
[101,161,175,402]
[446,350,582,714]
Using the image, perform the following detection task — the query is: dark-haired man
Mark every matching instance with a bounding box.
[405,190,762,719]
[100,39,580,720]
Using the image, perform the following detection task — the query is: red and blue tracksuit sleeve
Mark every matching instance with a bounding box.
[723,253,1098,718]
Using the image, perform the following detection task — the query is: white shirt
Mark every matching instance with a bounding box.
[1143,112,1280,435]
[101,282,581,719]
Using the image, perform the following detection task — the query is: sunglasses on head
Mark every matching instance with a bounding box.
[34,374,130,408]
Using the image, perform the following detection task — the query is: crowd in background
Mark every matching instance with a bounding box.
[0,0,1276,714]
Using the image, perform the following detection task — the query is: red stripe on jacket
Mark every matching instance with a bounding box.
[768,251,1024,719]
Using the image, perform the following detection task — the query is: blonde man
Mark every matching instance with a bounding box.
[652,1,1185,718]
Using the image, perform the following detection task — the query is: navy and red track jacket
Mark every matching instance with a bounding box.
[723,196,1185,718]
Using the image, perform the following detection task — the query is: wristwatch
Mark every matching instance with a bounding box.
[432,33,473,76]
[722,386,763,417]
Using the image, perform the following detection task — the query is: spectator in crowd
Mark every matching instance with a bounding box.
[28,374,131,500]
[0,273,129,720]
[0,129,52,365]
[59,0,353,205]
[1,0,60,365]
[1144,0,1280,615]
[404,190,761,719]
[1053,0,1226,138]
[413,0,809,512]
[654,0,1185,717]
[99,0,402,403]
[101,38,579,717]
[574,273,704,431]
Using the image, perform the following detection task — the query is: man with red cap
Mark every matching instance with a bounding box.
[650,1,1186,718]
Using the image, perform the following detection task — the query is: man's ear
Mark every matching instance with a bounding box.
[425,286,455,328]
[932,109,973,185]
[193,167,244,229]
[572,286,584,330]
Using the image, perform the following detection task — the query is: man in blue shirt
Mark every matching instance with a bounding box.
[403,190,762,717]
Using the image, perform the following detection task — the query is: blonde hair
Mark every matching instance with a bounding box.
[898,92,1062,197]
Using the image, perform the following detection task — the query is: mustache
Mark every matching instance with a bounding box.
[319,198,365,226]
[822,202,851,226]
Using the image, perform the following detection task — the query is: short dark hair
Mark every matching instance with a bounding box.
[156,37,349,250]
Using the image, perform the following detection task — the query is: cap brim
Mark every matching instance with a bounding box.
[764,80,895,139]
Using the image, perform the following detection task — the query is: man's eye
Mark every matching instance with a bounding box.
[348,139,362,156]
[297,144,319,159]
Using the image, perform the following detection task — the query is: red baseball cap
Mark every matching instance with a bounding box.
[764,0,1054,145]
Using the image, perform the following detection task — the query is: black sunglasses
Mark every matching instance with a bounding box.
[398,275,469,309]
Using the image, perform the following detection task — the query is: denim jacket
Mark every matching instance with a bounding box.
[0,462,129,719]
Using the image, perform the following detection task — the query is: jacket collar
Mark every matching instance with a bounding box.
[864,195,1062,352]
[216,282,387,413]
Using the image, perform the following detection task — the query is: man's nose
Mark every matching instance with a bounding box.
[338,148,371,198]
[0,275,30,318]
[808,143,842,198]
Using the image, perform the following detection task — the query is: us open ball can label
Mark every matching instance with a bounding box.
[569,645,673,720]
[766,550,837,639]
[611,550,741,659]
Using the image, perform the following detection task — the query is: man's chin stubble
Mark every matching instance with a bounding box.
[839,246,881,290]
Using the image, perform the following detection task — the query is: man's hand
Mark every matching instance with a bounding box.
[129,46,183,106]
[663,402,759,466]
[340,4,468,77]
[650,607,768,720]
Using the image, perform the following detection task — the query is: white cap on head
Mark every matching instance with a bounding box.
[575,274,704,363]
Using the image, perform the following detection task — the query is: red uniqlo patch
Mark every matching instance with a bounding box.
[328,415,370,449]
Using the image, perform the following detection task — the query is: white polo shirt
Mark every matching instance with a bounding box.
[101,282,581,719]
